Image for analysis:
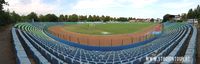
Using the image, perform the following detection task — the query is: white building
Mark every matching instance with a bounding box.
[187,19,198,24]
[174,15,181,21]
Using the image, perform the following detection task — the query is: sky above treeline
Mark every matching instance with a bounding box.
[3,0,200,18]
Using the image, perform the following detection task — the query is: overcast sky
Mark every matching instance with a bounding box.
[3,0,200,18]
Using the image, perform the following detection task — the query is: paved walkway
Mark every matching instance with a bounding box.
[0,25,15,64]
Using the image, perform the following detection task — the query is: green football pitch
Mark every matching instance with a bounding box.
[64,22,157,35]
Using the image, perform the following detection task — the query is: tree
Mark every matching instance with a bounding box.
[64,15,68,21]
[197,5,200,23]
[92,15,97,21]
[58,14,65,22]
[0,0,9,26]
[186,5,200,20]
[68,14,78,22]
[0,0,7,12]
[162,14,175,22]
[38,15,46,22]
[100,15,105,22]
[181,13,187,21]
[116,17,128,22]
[10,11,21,23]
[113,17,117,21]
[20,15,29,22]
[45,14,58,22]
[196,5,200,19]
[128,17,133,20]
[193,9,198,19]
[79,15,87,21]
[27,12,38,21]
[87,15,93,22]
[104,16,110,22]
[187,9,194,19]
[150,18,154,22]
[96,16,100,21]
[0,11,11,25]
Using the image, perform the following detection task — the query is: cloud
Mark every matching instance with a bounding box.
[73,0,158,9]
[3,0,199,18]
[70,0,159,18]
[161,1,194,9]
[73,0,117,9]
[131,0,158,8]
[159,0,199,16]
[4,0,60,15]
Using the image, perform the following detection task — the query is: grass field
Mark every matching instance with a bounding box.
[64,22,157,35]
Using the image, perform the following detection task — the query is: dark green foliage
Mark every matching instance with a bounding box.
[162,14,170,23]
[116,17,128,22]
[79,15,87,21]
[58,15,65,22]
[197,5,200,18]
[0,0,9,26]
[181,13,187,21]
[177,20,183,22]
[179,5,200,23]
[44,14,58,22]
[185,5,200,23]
[0,0,7,12]
[0,11,11,26]
[187,9,194,19]
[103,16,110,22]
[20,15,29,22]
[150,18,154,22]
[128,17,133,20]
[64,15,68,21]
[87,15,93,21]
[27,12,38,21]
[68,14,78,22]
[38,14,58,22]
[38,15,45,21]
[162,14,175,23]
[100,15,105,22]
[96,16,100,21]
[10,11,21,23]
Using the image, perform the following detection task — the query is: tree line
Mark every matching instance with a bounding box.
[162,5,200,23]
[1,11,133,25]
[0,0,134,26]
[181,5,200,21]
[1,11,132,25]
[31,13,132,22]
[0,0,9,26]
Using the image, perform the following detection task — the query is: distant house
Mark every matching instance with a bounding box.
[129,18,151,22]
[174,15,181,21]
[163,14,181,22]
[129,20,137,22]
[187,19,198,24]
[154,18,162,23]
